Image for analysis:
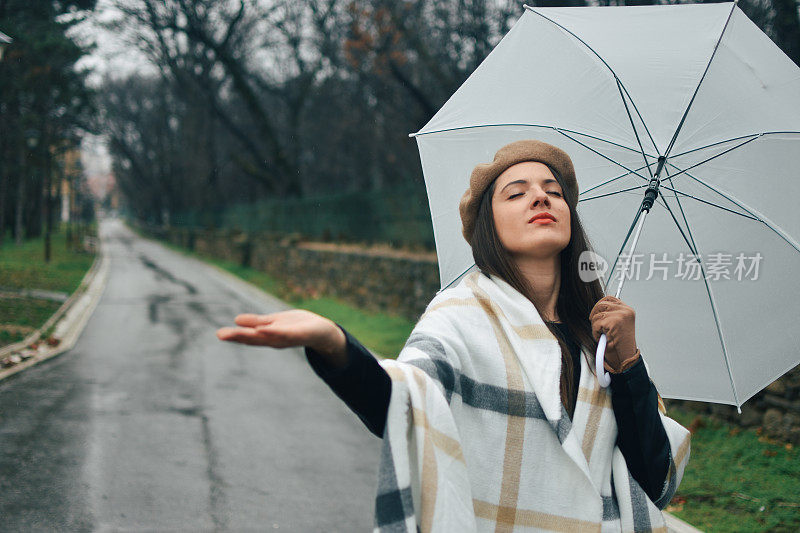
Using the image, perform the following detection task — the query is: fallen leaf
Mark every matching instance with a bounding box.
[688,416,706,434]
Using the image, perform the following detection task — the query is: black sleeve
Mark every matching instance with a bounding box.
[304,324,391,438]
[609,357,671,503]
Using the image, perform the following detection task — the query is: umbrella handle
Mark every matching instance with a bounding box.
[595,333,611,387]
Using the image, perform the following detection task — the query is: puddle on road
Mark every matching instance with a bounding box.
[138,254,198,295]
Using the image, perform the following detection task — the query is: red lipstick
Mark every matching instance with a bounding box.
[529,212,556,224]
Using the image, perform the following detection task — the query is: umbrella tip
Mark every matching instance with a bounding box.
[736,405,742,414]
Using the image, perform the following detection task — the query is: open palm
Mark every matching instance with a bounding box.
[217,309,347,366]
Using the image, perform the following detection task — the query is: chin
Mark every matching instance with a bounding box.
[512,246,562,260]
[509,238,569,259]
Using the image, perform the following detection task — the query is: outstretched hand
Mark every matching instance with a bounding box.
[216,309,348,366]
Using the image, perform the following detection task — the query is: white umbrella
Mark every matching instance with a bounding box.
[411,2,800,411]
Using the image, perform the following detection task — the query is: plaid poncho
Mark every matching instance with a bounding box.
[375,271,690,532]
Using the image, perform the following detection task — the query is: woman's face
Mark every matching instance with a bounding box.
[491,161,571,261]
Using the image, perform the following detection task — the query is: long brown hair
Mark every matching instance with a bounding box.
[470,162,605,418]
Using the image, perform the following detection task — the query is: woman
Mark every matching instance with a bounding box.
[218,140,691,532]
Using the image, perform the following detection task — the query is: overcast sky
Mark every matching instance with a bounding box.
[69,0,155,179]
[70,0,155,87]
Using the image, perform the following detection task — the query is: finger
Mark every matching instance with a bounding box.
[217,326,241,340]
[254,324,287,337]
[235,313,274,327]
[604,297,632,315]
[591,317,606,341]
[589,305,605,321]
[592,315,618,343]
[590,299,618,319]
[218,326,261,341]
[598,298,622,309]
[217,327,273,346]
[590,309,611,326]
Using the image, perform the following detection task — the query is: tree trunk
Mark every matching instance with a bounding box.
[43,139,52,262]
[772,0,800,66]
[0,157,6,246]
[14,147,24,245]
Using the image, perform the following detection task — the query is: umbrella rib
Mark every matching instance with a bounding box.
[617,80,659,157]
[580,162,654,196]
[438,263,477,293]
[413,122,657,184]
[662,1,738,160]
[657,191,743,411]
[615,77,655,178]
[661,167,743,410]
[657,184,760,222]
[661,135,761,181]
[662,168,703,259]
[651,195,699,257]
[410,123,651,156]
[666,162,800,254]
[669,131,800,160]
[578,184,648,203]
[523,5,659,155]
[555,129,650,181]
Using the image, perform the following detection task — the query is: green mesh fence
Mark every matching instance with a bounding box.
[172,186,436,249]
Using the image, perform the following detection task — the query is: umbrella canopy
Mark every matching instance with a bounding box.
[412,2,800,409]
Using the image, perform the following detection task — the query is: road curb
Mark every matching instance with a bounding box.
[0,245,110,382]
[664,510,704,533]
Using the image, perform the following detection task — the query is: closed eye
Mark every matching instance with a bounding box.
[509,191,562,199]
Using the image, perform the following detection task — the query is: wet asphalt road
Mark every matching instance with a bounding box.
[0,219,381,532]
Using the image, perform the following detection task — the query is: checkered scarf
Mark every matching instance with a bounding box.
[374,271,691,532]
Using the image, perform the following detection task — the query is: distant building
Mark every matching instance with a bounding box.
[61,148,82,222]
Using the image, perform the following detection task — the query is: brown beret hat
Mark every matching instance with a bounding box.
[459,139,578,247]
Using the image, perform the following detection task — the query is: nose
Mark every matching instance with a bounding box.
[529,186,551,209]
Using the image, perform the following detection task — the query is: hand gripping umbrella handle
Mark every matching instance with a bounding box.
[595,333,612,387]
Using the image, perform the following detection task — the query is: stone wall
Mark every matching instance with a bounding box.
[250,241,439,320]
[668,368,800,445]
[141,223,800,443]
[150,226,440,322]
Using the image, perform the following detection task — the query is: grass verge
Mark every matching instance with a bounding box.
[0,230,95,293]
[0,229,95,348]
[665,406,799,532]
[0,297,62,330]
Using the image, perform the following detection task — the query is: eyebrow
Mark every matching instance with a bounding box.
[500,178,560,194]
